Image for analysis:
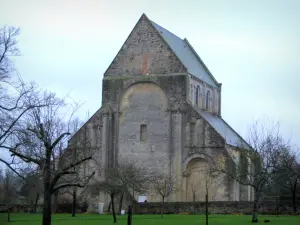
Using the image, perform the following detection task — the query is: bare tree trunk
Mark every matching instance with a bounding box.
[252,191,259,223]
[193,192,196,215]
[161,197,164,218]
[276,196,279,217]
[42,190,52,225]
[107,200,111,213]
[292,189,297,213]
[118,193,124,215]
[111,193,117,223]
[72,190,76,217]
[127,205,132,225]
[42,159,52,225]
[34,193,40,213]
[205,193,208,225]
[7,208,10,222]
[132,186,135,205]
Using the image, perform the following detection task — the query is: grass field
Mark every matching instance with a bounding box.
[0,213,299,225]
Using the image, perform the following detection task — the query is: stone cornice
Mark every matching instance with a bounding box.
[103,73,188,80]
[189,74,218,91]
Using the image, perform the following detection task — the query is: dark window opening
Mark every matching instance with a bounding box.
[206,91,210,110]
[140,124,147,142]
[195,86,200,106]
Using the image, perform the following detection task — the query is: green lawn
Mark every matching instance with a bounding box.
[0,213,299,225]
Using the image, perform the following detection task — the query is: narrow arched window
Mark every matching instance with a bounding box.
[190,84,193,102]
[206,90,210,111]
[140,124,147,142]
[195,86,200,106]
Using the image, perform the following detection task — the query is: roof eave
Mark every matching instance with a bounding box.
[148,17,188,73]
[103,14,146,76]
[184,38,221,89]
[219,117,252,150]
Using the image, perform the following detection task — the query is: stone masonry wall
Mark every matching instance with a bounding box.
[104,14,186,76]
[118,82,170,175]
[133,201,300,215]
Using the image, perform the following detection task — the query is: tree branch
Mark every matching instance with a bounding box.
[50,171,77,190]
[52,171,95,193]
[0,87,29,111]
[51,132,71,150]
[60,156,92,173]
[52,183,85,194]
[50,156,93,190]
[0,105,33,141]
[9,149,40,165]
[0,158,25,179]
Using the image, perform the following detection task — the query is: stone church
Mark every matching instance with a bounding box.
[68,14,253,208]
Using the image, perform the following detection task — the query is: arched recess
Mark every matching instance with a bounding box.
[183,154,217,201]
[190,84,194,104]
[183,153,215,170]
[185,158,215,201]
[195,86,201,107]
[119,81,169,111]
[118,81,170,173]
[205,90,210,111]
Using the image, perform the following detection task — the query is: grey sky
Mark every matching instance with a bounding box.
[0,0,299,163]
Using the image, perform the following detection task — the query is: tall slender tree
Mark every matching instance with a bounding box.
[216,120,289,222]
[8,92,94,225]
[275,147,300,213]
[0,25,47,178]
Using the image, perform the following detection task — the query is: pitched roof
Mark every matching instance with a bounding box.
[192,105,250,149]
[150,18,219,88]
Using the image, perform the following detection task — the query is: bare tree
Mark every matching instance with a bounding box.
[151,173,178,218]
[187,171,202,215]
[58,118,93,217]
[117,160,150,208]
[97,167,122,223]
[187,161,219,221]
[275,147,300,213]
[1,169,20,222]
[92,160,150,223]
[20,171,43,213]
[0,25,48,178]
[7,92,94,225]
[202,164,219,225]
[0,168,3,201]
[216,121,289,223]
[0,26,20,80]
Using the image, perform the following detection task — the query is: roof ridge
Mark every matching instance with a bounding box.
[150,20,184,41]
[149,17,218,88]
[183,38,220,87]
[147,18,188,72]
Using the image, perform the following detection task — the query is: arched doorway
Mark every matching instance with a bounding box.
[186,158,216,201]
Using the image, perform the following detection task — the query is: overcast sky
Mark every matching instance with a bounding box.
[0,0,299,165]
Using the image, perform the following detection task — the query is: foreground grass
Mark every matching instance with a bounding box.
[0,213,299,225]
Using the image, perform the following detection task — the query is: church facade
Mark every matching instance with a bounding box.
[68,14,253,208]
